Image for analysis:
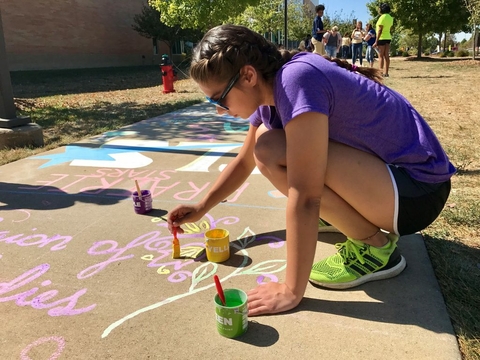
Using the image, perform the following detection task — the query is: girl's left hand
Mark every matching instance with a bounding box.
[247,282,301,316]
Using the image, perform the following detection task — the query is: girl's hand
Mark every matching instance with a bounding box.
[167,204,205,234]
[247,282,301,316]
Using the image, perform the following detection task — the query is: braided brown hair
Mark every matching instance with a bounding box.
[190,24,383,86]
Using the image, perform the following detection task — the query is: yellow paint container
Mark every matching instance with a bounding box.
[205,229,230,263]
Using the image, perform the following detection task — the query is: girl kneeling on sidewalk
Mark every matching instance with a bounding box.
[167,24,455,316]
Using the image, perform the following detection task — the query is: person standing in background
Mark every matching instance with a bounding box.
[311,4,326,55]
[351,20,365,66]
[374,3,394,77]
[305,34,313,52]
[341,33,351,60]
[364,23,376,68]
[323,26,341,58]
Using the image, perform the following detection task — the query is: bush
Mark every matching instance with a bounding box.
[402,51,410,57]
[456,49,470,57]
[424,51,430,56]
[440,51,455,57]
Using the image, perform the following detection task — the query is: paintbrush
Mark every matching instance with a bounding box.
[134,180,143,201]
[172,226,180,259]
[213,275,226,306]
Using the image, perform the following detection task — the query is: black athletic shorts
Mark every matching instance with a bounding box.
[387,165,451,235]
[377,39,391,46]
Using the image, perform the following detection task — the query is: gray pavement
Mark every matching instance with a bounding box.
[0,103,461,359]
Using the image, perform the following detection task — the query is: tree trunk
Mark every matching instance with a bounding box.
[474,24,478,60]
[443,32,448,52]
[417,32,423,58]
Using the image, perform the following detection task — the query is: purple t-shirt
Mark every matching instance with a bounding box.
[249,52,455,183]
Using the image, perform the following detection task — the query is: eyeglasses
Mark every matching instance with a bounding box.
[205,72,240,111]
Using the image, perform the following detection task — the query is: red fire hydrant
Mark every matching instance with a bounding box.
[160,54,176,94]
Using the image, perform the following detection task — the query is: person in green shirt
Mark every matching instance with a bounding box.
[373,3,394,77]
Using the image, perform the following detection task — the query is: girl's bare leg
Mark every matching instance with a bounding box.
[378,45,386,73]
[254,125,394,247]
[384,43,391,76]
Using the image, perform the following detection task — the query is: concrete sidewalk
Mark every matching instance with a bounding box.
[0,103,461,359]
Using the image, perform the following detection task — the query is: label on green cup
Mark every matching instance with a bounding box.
[214,289,248,338]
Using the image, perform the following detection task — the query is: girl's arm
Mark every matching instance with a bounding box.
[283,112,328,299]
[374,25,383,46]
[322,32,329,44]
[247,112,328,315]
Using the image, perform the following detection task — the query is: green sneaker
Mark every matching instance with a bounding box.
[318,218,341,233]
[310,233,406,289]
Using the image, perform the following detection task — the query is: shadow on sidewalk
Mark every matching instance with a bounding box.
[0,182,130,210]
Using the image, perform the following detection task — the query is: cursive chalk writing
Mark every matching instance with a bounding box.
[0,264,96,316]
[0,231,73,251]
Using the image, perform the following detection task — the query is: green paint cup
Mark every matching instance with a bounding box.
[214,289,248,338]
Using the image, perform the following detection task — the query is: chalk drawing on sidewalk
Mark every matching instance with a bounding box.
[92,130,137,143]
[268,190,287,198]
[70,152,152,168]
[0,263,96,316]
[20,336,66,360]
[101,214,286,338]
[0,209,31,223]
[29,146,149,169]
[256,274,279,284]
[223,122,249,133]
[28,141,249,174]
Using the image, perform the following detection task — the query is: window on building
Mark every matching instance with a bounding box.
[171,40,184,55]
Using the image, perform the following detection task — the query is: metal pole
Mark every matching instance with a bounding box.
[0,9,30,128]
[0,9,17,120]
[284,0,287,48]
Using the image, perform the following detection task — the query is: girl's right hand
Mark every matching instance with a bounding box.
[167,204,206,234]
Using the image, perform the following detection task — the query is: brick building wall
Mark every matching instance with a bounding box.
[0,0,168,70]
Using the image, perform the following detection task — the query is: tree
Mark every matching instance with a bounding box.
[322,10,357,39]
[464,0,480,58]
[398,30,438,54]
[391,0,440,57]
[287,2,314,41]
[232,0,358,46]
[132,5,203,57]
[366,1,383,27]
[232,0,285,42]
[432,0,469,53]
[149,0,260,32]
[368,0,471,58]
[232,0,314,43]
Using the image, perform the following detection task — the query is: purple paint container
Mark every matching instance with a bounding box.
[132,190,153,214]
